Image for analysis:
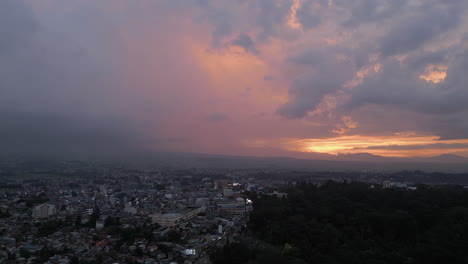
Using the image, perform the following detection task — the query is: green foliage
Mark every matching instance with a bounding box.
[70,256,79,264]
[38,220,66,237]
[19,248,31,259]
[0,210,10,218]
[164,230,181,242]
[104,216,120,227]
[33,246,69,263]
[247,181,468,264]
[82,213,99,228]
[210,240,306,264]
[25,195,50,207]
[118,226,156,244]
[211,241,252,264]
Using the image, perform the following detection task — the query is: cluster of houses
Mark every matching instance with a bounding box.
[0,166,281,264]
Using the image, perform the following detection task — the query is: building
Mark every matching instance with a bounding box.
[32,203,57,219]
[150,213,184,227]
[216,198,246,215]
[150,207,206,227]
[223,188,233,197]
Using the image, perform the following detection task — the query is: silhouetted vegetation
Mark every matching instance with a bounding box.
[24,193,50,207]
[0,209,11,218]
[214,181,468,264]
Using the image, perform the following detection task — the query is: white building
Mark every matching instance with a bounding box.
[150,207,206,226]
[32,203,57,219]
[150,213,184,227]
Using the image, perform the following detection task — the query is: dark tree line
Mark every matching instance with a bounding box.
[213,181,468,264]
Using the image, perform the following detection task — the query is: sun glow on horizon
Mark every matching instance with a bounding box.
[244,133,468,158]
[289,134,468,157]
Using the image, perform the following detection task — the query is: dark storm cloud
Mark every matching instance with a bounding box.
[288,49,326,66]
[428,114,468,140]
[0,0,149,157]
[406,50,448,72]
[295,0,323,29]
[277,48,354,119]
[380,2,466,57]
[249,0,292,40]
[2,0,468,157]
[0,0,38,53]
[232,33,259,54]
[274,0,468,140]
[348,50,468,115]
[0,111,142,158]
[193,0,293,47]
[337,0,406,27]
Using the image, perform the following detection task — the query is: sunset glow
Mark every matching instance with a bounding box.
[419,65,448,83]
[243,133,468,158]
[286,134,468,157]
[2,0,468,162]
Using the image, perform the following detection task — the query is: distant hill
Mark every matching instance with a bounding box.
[4,150,467,172]
[140,151,468,172]
[410,154,468,164]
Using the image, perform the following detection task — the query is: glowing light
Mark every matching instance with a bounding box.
[287,134,468,157]
[324,38,337,45]
[244,133,468,158]
[420,65,448,83]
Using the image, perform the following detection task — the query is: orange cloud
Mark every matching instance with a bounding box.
[288,134,468,157]
[332,115,358,134]
[245,133,468,157]
[419,65,448,83]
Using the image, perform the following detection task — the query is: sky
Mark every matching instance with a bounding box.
[1,0,468,159]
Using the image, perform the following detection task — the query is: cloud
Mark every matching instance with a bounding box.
[0,111,144,158]
[273,0,468,140]
[277,48,355,119]
[347,51,468,115]
[361,143,468,151]
[206,112,229,122]
[379,1,466,57]
[2,0,468,159]
[232,33,259,54]
[338,0,406,27]
[295,0,322,29]
[0,0,37,54]
[0,0,164,157]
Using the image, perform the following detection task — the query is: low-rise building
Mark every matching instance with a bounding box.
[150,207,206,226]
[32,203,57,219]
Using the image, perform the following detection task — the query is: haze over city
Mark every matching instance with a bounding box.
[2,0,468,161]
[3,2,468,264]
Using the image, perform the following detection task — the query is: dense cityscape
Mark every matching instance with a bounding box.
[1,160,468,263]
[3,0,468,263]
